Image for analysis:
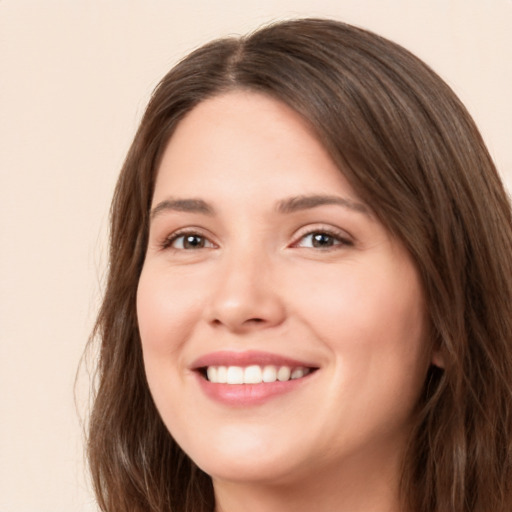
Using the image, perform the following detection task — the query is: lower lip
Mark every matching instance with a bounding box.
[195,372,313,406]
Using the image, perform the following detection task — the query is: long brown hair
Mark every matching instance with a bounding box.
[87,18,512,512]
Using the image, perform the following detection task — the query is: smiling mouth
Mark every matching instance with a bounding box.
[199,365,316,384]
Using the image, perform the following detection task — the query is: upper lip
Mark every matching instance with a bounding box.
[190,350,319,370]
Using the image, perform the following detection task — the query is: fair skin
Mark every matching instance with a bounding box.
[137,91,432,512]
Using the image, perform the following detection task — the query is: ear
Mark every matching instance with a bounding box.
[431,349,445,369]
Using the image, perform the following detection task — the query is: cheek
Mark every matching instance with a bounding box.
[136,265,202,358]
[291,257,428,397]
[295,261,424,341]
[307,264,427,434]
[136,266,201,428]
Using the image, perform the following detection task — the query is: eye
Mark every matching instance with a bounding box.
[163,232,215,250]
[294,230,352,249]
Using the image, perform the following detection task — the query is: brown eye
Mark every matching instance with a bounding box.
[168,233,214,250]
[296,231,346,249]
[311,233,336,247]
[182,235,206,249]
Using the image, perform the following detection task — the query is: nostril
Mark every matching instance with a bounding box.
[211,316,265,328]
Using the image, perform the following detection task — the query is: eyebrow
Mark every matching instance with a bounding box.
[150,198,215,219]
[150,194,369,220]
[276,194,369,215]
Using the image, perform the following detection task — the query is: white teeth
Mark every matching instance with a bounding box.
[277,366,291,381]
[226,366,244,384]
[206,366,217,382]
[291,368,305,379]
[205,365,311,384]
[244,365,262,384]
[262,365,277,382]
[217,366,227,383]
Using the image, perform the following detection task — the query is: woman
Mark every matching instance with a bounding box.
[87,18,512,512]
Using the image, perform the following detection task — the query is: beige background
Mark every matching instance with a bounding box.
[1,1,511,511]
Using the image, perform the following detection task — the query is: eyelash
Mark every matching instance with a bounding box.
[159,226,353,252]
[160,229,215,251]
[292,227,353,250]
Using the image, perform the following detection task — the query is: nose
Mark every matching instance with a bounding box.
[206,250,286,333]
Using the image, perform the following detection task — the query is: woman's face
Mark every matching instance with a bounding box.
[137,91,430,486]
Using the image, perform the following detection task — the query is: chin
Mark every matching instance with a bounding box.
[178,427,308,484]
[198,454,303,485]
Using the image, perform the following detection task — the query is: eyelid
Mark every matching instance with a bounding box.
[154,223,354,251]
[159,227,218,250]
[290,224,354,249]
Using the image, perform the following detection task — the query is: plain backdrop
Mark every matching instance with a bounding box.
[1,1,511,511]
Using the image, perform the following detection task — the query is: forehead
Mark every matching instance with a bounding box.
[152,91,358,205]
